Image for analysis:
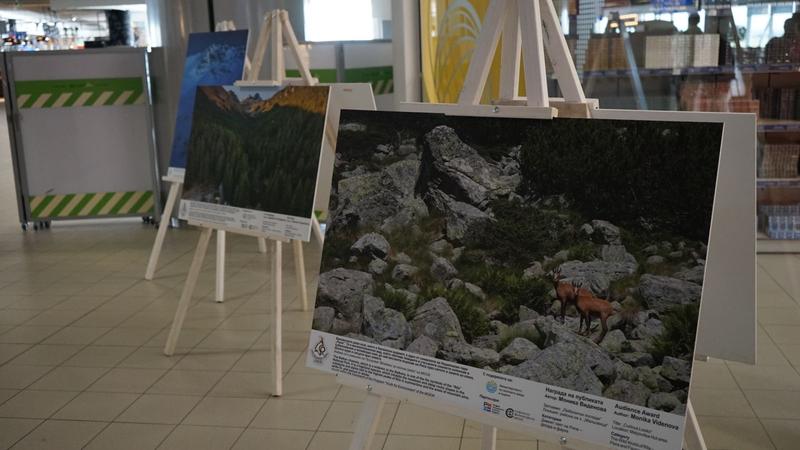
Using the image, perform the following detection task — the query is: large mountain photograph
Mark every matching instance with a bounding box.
[313,110,722,414]
[182,85,330,218]
[168,31,248,169]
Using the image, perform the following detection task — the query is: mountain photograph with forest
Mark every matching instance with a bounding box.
[182,85,330,218]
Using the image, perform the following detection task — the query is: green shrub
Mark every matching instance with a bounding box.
[567,241,597,261]
[649,303,699,363]
[520,119,721,242]
[462,265,549,322]
[374,284,417,319]
[465,199,577,267]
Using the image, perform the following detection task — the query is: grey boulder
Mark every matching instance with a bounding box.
[638,275,701,312]
[410,297,465,343]
[406,335,439,357]
[499,337,541,364]
[591,220,622,245]
[507,342,604,396]
[362,296,412,349]
[604,380,650,406]
[430,257,458,281]
[351,233,390,259]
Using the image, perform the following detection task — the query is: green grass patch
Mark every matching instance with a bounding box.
[649,303,699,363]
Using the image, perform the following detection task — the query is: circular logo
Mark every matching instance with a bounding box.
[485,380,498,394]
[505,408,515,419]
[311,336,328,363]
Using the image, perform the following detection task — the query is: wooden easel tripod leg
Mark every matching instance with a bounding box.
[164,227,213,356]
[349,393,386,450]
[292,240,308,311]
[481,425,497,450]
[271,240,283,396]
[215,230,226,302]
[145,180,181,280]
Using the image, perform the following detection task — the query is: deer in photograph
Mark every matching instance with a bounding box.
[551,267,591,324]
[574,285,614,344]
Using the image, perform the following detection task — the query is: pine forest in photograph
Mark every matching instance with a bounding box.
[313,110,723,414]
[182,85,330,218]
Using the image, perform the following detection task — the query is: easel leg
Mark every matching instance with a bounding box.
[164,227,213,356]
[258,237,267,253]
[292,240,308,311]
[215,230,226,303]
[349,393,386,450]
[311,215,324,243]
[481,425,497,450]
[272,240,283,396]
[145,181,180,280]
[683,400,708,450]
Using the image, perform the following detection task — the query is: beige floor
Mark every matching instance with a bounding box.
[0,132,797,449]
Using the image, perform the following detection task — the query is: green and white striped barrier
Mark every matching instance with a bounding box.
[285,66,394,96]
[15,77,145,109]
[29,190,154,219]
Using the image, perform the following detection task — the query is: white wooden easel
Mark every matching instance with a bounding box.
[144,20,270,304]
[162,10,322,397]
[347,1,706,450]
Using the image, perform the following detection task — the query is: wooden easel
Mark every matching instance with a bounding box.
[162,10,321,397]
[347,1,707,449]
[144,17,312,310]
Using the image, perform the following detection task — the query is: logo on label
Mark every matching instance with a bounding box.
[311,336,328,364]
[483,401,493,413]
[485,380,498,394]
[505,408,515,419]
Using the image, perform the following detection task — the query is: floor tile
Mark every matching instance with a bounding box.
[762,419,800,450]
[281,373,340,401]
[117,393,201,424]
[85,422,173,450]
[195,329,262,350]
[231,429,313,450]
[689,388,756,418]
[183,396,265,427]
[743,390,800,419]
[147,370,225,396]
[390,403,464,437]
[764,325,800,345]
[53,391,138,421]
[93,327,161,346]
[0,343,31,364]
[690,361,739,389]
[173,348,244,371]
[12,419,105,450]
[0,326,61,344]
[319,401,397,434]
[158,425,243,450]
[87,367,166,393]
[0,364,53,389]
[9,344,83,366]
[383,435,460,450]
[729,364,800,391]
[42,326,111,345]
[0,390,77,418]
[250,398,330,430]
[208,371,272,398]
[0,417,41,449]
[696,416,775,450]
[29,366,108,391]
[63,345,136,367]
[118,346,182,369]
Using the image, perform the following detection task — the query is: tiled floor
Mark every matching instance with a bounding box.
[0,121,797,449]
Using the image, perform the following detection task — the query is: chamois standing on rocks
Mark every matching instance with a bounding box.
[551,268,591,323]
[574,285,614,344]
